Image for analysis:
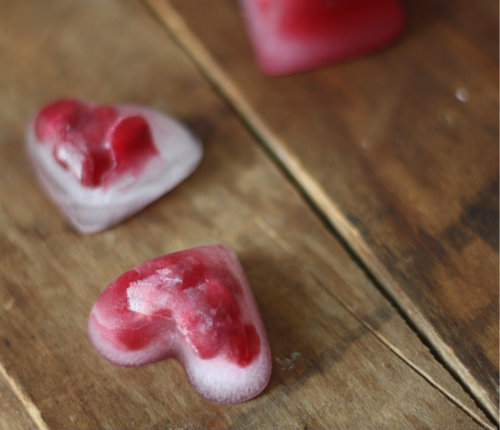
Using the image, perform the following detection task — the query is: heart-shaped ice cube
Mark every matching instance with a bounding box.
[241,0,405,75]
[88,245,272,404]
[26,99,203,233]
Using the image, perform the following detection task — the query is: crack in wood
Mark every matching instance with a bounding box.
[0,362,49,430]
[309,271,495,430]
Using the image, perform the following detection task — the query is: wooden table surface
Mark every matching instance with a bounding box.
[0,1,497,429]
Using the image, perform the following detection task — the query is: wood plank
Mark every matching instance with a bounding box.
[0,365,44,430]
[0,0,492,428]
[152,0,500,422]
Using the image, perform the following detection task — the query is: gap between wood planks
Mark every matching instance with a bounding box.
[308,272,495,430]
[0,361,49,430]
[142,0,499,427]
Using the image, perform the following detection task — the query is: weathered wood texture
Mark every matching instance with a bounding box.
[0,0,493,428]
[152,0,500,422]
[0,369,41,430]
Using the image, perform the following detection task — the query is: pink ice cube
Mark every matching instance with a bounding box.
[88,245,272,404]
[26,99,203,233]
[240,0,405,75]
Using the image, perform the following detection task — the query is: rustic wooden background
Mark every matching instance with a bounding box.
[0,0,498,429]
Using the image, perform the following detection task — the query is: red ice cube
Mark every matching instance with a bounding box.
[241,0,405,75]
[88,245,272,404]
[26,99,203,233]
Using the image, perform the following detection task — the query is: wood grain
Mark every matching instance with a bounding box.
[152,0,500,422]
[0,366,44,430]
[0,0,493,428]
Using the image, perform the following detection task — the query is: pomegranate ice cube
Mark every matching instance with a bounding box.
[26,99,203,233]
[240,0,405,75]
[88,245,272,404]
